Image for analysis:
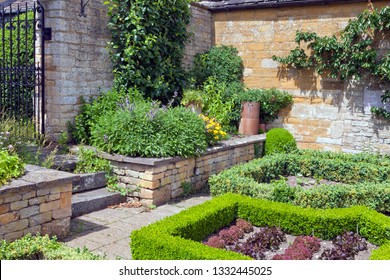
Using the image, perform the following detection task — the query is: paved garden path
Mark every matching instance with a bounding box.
[63,194,212,260]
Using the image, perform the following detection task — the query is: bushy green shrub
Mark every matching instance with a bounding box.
[105,0,191,102]
[370,242,390,260]
[74,148,112,174]
[131,193,390,260]
[0,234,104,260]
[71,88,143,144]
[0,151,25,186]
[209,150,390,212]
[90,100,208,158]
[191,45,243,86]
[265,128,297,155]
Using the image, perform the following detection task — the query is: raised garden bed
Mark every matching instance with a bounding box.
[203,219,378,260]
[130,193,390,260]
[94,134,265,206]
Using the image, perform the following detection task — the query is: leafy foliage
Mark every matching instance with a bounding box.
[235,218,254,233]
[0,234,104,260]
[265,128,297,155]
[272,5,390,121]
[209,150,390,212]
[191,45,244,87]
[0,150,25,186]
[71,88,143,144]
[320,231,368,260]
[131,193,390,260]
[105,0,191,102]
[74,148,112,174]
[90,100,208,158]
[272,235,321,260]
[199,114,228,146]
[239,89,293,123]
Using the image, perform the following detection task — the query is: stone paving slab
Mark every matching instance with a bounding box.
[63,194,212,259]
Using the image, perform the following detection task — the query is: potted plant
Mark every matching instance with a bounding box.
[180,89,204,114]
[237,89,261,135]
[257,88,293,125]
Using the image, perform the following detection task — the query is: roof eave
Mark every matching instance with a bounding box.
[201,0,370,12]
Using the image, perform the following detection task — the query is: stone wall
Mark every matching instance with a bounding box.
[0,165,76,242]
[42,0,113,139]
[98,135,265,206]
[182,3,214,69]
[212,1,390,154]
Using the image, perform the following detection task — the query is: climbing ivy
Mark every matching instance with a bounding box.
[272,4,390,121]
[104,0,191,103]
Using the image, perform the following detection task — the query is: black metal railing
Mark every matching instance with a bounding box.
[0,0,45,135]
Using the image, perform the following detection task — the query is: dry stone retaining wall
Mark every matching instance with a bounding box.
[0,165,77,242]
[99,135,265,206]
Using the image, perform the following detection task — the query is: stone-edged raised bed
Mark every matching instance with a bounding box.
[96,134,265,206]
[130,193,390,260]
[0,165,78,242]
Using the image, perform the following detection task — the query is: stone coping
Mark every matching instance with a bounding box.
[0,165,78,195]
[77,134,266,167]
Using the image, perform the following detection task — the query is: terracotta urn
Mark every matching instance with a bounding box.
[239,102,260,135]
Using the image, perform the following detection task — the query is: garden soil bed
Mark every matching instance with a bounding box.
[204,224,378,260]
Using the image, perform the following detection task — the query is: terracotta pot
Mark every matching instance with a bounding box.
[239,102,260,135]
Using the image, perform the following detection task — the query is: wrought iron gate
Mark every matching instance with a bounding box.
[0,0,45,135]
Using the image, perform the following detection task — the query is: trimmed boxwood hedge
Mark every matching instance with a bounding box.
[130,193,390,260]
[208,150,390,212]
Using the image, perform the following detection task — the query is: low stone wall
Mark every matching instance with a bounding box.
[99,135,265,206]
[0,165,77,242]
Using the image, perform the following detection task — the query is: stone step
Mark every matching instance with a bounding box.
[72,172,107,193]
[71,188,127,218]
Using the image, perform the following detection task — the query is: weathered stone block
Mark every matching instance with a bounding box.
[46,193,61,202]
[41,218,70,239]
[3,194,22,203]
[22,191,36,200]
[0,212,19,226]
[0,219,28,235]
[29,196,46,206]
[0,203,9,215]
[60,192,72,209]
[40,200,60,213]
[29,212,53,227]
[20,205,40,219]
[52,208,72,219]
[10,200,29,211]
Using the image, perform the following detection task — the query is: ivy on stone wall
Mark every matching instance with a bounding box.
[104,0,191,103]
[272,5,390,121]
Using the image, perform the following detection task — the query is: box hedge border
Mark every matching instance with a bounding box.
[208,150,390,212]
[130,193,390,260]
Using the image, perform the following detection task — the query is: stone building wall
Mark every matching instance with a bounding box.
[212,1,390,154]
[182,2,214,69]
[42,0,113,139]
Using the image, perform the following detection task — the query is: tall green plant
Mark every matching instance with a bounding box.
[105,0,191,103]
[192,45,244,86]
[272,5,390,121]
